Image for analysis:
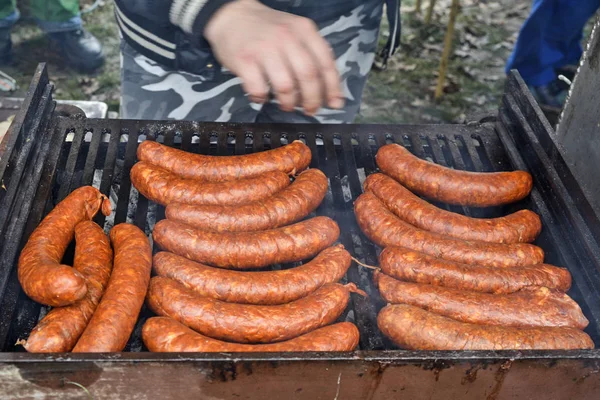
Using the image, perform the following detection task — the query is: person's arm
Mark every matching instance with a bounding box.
[169,0,343,115]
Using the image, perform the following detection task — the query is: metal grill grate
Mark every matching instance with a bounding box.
[2,114,600,353]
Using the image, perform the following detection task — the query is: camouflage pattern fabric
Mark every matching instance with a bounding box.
[120,0,383,123]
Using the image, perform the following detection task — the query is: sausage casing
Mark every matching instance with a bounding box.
[25,221,113,352]
[354,193,544,268]
[137,140,311,181]
[147,277,362,343]
[375,143,533,207]
[378,304,594,350]
[72,223,152,352]
[364,173,542,243]
[379,246,571,294]
[143,317,359,352]
[153,245,351,305]
[153,217,340,269]
[165,168,328,232]
[131,161,290,206]
[375,272,588,329]
[18,186,111,307]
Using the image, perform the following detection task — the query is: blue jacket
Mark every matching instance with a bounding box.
[114,0,400,77]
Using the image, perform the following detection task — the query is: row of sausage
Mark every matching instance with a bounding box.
[357,144,593,350]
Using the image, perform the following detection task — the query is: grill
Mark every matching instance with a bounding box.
[1,65,600,399]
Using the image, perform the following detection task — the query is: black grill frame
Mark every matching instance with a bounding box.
[1,65,600,398]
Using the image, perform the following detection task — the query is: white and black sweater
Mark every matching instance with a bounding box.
[114,0,401,76]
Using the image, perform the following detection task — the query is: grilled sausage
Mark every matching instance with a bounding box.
[153,217,340,269]
[137,139,312,181]
[153,245,351,305]
[364,173,541,243]
[378,304,594,350]
[131,161,290,206]
[18,186,111,307]
[143,317,359,352]
[165,168,328,232]
[354,193,544,268]
[379,247,571,294]
[72,223,152,352]
[375,143,533,207]
[24,221,113,353]
[375,272,588,329]
[147,277,364,343]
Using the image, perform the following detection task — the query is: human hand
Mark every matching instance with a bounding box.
[204,0,344,115]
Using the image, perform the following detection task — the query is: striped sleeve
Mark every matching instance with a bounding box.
[169,0,236,36]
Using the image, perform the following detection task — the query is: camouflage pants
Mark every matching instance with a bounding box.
[120,0,383,123]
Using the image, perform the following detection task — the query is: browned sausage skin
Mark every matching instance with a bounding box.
[72,223,152,352]
[147,277,364,343]
[153,245,351,305]
[131,161,291,206]
[375,143,533,207]
[354,193,544,268]
[143,317,360,352]
[375,272,588,329]
[364,173,542,243]
[153,217,340,269]
[378,304,594,350]
[18,186,111,307]
[379,247,571,294]
[137,140,312,181]
[25,221,113,353]
[165,168,328,232]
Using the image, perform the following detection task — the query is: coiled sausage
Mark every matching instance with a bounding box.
[18,186,111,307]
[25,221,113,352]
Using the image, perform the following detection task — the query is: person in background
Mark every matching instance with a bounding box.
[506,0,600,111]
[115,0,400,123]
[0,0,104,72]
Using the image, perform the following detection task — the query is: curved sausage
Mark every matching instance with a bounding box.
[18,186,111,307]
[379,247,571,294]
[354,193,544,268]
[147,277,364,343]
[143,317,359,352]
[375,143,533,207]
[72,223,152,352]
[378,304,594,350]
[165,168,328,232]
[25,221,113,352]
[153,217,340,269]
[137,140,312,181]
[375,272,588,329]
[153,245,351,305]
[131,161,290,206]
[364,173,541,243]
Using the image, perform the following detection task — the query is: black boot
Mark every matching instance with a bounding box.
[0,27,12,65]
[47,28,104,73]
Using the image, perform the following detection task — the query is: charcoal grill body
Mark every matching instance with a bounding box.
[1,65,599,399]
